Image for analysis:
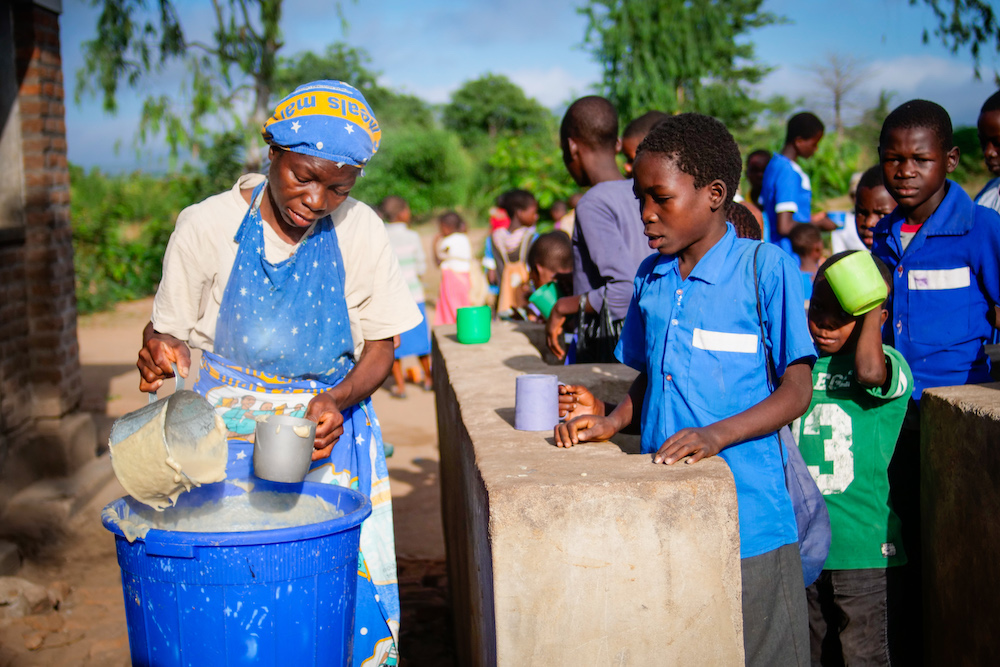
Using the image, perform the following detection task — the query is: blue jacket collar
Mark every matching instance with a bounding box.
[885,180,974,237]
[876,180,974,259]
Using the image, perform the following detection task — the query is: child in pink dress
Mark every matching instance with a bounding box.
[433,211,472,326]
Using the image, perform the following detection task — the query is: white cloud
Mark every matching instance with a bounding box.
[507,66,599,108]
[756,55,994,127]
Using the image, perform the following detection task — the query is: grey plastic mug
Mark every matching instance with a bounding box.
[253,415,316,483]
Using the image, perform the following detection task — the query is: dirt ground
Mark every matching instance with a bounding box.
[0,294,455,666]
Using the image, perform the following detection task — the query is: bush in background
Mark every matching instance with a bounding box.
[70,165,201,313]
[351,127,472,216]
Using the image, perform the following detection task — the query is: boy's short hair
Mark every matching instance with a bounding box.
[880,99,953,152]
[981,90,1000,114]
[728,202,762,240]
[560,96,619,150]
[785,112,825,144]
[527,231,573,272]
[789,223,822,257]
[747,149,771,165]
[636,113,742,207]
[378,195,408,222]
[856,165,884,192]
[817,251,893,293]
[622,111,670,141]
[500,189,537,220]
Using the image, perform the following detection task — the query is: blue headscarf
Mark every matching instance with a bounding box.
[261,80,380,168]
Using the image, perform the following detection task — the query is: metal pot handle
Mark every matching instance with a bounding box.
[148,363,184,404]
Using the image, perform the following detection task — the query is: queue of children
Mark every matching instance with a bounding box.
[375,90,1000,665]
[551,90,1000,667]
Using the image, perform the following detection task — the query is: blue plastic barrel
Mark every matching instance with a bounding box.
[102,479,371,666]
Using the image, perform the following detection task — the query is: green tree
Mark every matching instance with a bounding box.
[275,43,434,131]
[475,131,577,215]
[579,0,783,129]
[273,42,377,97]
[76,0,347,172]
[442,74,554,147]
[914,0,1000,83]
[350,128,471,216]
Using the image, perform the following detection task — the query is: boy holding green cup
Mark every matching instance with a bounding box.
[797,251,911,665]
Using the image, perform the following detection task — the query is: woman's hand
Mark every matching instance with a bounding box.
[137,322,191,393]
[558,384,605,421]
[554,414,618,448]
[306,392,345,460]
[653,425,727,465]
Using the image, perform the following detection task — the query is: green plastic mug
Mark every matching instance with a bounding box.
[825,251,888,316]
[528,282,562,319]
[456,305,491,344]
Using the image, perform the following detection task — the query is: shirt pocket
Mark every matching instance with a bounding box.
[683,327,766,416]
[906,267,972,345]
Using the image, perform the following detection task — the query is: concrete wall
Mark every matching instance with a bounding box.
[434,321,744,666]
[0,0,93,512]
[921,383,1000,666]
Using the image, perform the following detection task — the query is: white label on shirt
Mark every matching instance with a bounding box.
[691,328,758,354]
[907,267,970,291]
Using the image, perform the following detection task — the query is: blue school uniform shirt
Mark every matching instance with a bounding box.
[761,153,812,256]
[872,180,1000,404]
[615,224,817,559]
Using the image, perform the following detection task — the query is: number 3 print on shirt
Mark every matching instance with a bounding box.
[799,403,854,494]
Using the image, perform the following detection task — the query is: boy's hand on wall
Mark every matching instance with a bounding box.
[554,415,617,448]
[654,425,725,465]
[546,311,568,360]
[558,384,605,421]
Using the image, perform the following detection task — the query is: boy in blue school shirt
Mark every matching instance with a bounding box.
[872,98,1000,663]
[556,113,816,667]
[760,112,838,256]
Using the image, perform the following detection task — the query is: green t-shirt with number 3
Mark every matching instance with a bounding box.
[793,345,912,570]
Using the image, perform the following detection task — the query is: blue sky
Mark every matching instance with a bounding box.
[60,0,999,172]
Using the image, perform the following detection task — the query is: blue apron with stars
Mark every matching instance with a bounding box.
[192,182,399,667]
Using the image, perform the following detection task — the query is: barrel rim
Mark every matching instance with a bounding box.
[101,479,372,547]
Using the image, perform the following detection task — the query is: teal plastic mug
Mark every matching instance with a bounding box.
[457,306,491,344]
[528,282,562,319]
[825,251,888,316]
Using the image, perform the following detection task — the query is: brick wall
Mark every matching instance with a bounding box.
[12,1,81,419]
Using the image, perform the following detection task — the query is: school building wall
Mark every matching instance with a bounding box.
[433,321,744,666]
[0,0,95,520]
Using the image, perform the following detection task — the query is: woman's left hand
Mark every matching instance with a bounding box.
[306,392,345,460]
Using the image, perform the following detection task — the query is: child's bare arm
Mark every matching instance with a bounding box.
[554,373,646,447]
[654,361,813,464]
[854,307,888,389]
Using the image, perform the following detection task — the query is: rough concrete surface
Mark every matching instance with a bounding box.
[921,383,1000,666]
[435,321,743,666]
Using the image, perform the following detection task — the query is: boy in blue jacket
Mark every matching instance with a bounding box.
[556,113,816,667]
[872,98,1000,661]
